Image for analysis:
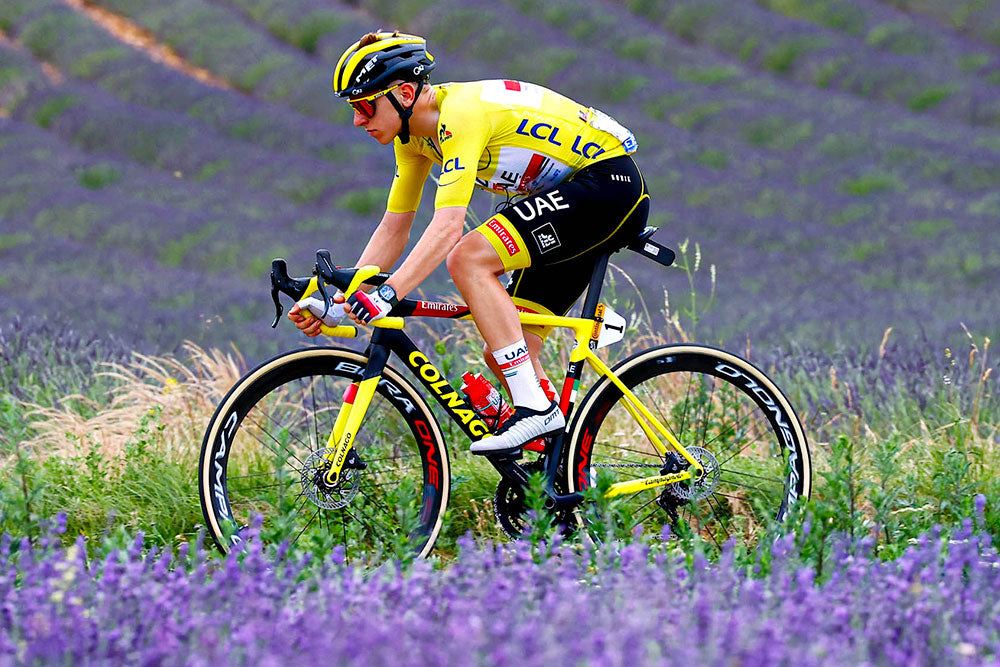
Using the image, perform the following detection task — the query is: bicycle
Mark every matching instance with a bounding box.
[199,227,812,559]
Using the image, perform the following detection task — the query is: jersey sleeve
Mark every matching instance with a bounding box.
[434,105,491,210]
[386,140,433,214]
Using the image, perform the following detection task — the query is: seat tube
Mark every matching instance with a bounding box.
[544,252,611,490]
[580,252,610,319]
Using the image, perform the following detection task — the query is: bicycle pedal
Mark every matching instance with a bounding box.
[523,438,546,453]
[484,449,523,463]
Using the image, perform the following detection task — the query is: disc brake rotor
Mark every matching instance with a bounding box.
[666,446,720,501]
[301,448,361,510]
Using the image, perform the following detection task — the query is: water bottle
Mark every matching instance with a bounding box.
[460,372,514,432]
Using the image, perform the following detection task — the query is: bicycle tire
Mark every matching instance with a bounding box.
[565,344,810,547]
[199,347,450,560]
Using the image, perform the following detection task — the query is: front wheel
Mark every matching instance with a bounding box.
[199,347,450,560]
[565,345,811,547]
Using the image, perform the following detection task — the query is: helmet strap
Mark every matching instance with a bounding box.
[386,80,425,144]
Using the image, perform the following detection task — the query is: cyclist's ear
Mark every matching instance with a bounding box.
[396,81,418,104]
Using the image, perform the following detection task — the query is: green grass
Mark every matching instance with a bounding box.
[0,233,32,252]
[33,94,79,129]
[839,171,905,196]
[195,159,230,182]
[908,218,953,239]
[676,65,740,84]
[33,203,104,241]
[866,22,929,55]
[158,223,219,267]
[336,187,387,216]
[908,85,954,112]
[670,102,725,130]
[76,164,122,190]
[741,117,813,150]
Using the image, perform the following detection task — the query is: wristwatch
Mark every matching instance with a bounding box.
[377,284,399,308]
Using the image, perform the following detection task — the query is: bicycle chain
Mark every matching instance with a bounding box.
[593,462,661,469]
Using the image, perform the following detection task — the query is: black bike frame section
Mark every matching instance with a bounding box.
[361,325,588,510]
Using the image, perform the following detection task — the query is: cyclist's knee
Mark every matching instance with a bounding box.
[447,233,501,279]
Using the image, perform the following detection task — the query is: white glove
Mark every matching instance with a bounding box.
[296,293,345,327]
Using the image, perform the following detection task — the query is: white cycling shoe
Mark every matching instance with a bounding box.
[469,401,565,456]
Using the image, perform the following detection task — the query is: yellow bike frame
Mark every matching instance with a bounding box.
[300,269,704,496]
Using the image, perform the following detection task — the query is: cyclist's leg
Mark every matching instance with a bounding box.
[482,330,547,398]
[485,154,650,330]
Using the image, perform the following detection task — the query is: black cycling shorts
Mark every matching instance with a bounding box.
[473,154,649,339]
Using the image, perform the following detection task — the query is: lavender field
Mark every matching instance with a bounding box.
[1,0,999,662]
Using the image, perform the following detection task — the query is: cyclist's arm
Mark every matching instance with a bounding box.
[384,206,466,297]
[354,141,430,275]
[356,210,415,270]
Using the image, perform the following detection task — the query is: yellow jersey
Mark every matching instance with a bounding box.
[386,80,637,212]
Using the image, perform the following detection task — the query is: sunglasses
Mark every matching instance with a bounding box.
[349,84,401,119]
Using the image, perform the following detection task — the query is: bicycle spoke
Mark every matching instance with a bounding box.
[706,494,733,545]
[290,508,321,548]
[241,414,308,468]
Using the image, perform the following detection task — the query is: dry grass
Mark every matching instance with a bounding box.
[24,342,244,468]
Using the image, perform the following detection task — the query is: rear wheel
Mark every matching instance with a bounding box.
[199,347,449,560]
[565,345,810,548]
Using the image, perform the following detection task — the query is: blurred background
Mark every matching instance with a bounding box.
[1,0,999,362]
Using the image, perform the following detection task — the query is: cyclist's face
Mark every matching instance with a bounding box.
[351,83,412,145]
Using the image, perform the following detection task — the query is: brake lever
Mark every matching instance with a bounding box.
[314,249,337,320]
[270,259,289,328]
[270,258,313,327]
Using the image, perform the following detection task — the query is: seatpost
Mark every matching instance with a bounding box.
[580,252,611,319]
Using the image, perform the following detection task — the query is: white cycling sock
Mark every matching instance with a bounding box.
[492,339,550,411]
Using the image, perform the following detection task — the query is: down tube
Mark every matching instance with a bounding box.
[383,329,492,441]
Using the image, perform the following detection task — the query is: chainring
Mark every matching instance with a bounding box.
[493,461,543,540]
[300,448,361,510]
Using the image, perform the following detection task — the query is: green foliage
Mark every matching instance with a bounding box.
[675,65,740,84]
[33,203,103,241]
[428,9,495,51]
[71,47,130,78]
[813,56,845,88]
[195,159,230,182]
[0,64,24,89]
[0,233,32,253]
[741,117,813,150]
[759,0,867,35]
[908,218,953,239]
[763,37,825,74]
[641,93,687,121]
[670,102,724,130]
[238,54,295,93]
[908,85,954,111]
[290,11,347,54]
[0,408,203,548]
[687,148,729,169]
[617,35,659,62]
[826,203,872,226]
[76,164,122,190]
[866,22,928,55]
[32,94,79,129]
[957,52,992,73]
[839,171,905,196]
[275,174,332,204]
[844,237,888,262]
[665,3,718,42]
[608,75,648,102]
[18,10,77,60]
[336,187,386,216]
[159,223,219,267]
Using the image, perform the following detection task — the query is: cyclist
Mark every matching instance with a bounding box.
[289,31,649,455]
